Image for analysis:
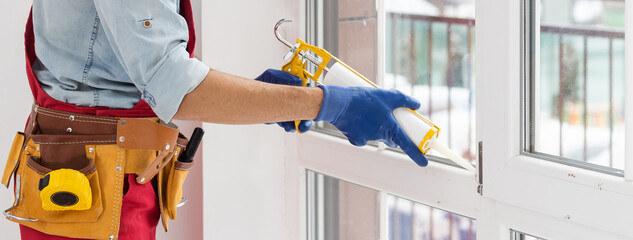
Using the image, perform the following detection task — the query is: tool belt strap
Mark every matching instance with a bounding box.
[28,104,188,182]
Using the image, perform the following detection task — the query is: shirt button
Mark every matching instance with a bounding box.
[143,20,152,28]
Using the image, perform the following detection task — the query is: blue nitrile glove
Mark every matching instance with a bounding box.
[255,69,314,133]
[315,85,428,167]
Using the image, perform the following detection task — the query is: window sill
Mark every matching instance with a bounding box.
[290,130,481,218]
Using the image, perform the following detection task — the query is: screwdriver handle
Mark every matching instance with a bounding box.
[178,127,204,163]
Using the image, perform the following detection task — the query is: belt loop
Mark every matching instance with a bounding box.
[135,143,175,184]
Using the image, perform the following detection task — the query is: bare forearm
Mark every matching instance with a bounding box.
[173,69,323,124]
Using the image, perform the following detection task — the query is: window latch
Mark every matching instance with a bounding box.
[477,141,484,195]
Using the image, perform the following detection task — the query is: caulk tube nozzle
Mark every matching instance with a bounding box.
[429,140,476,173]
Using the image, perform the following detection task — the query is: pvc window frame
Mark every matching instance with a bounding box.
[282,0,633,240]
[480,0,633,239]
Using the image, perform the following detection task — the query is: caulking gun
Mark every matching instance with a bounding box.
[275,19,476,174]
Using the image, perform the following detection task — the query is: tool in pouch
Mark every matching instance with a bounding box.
[178,128,204,164]
[39,169,92,211]
[274,19,476,174]
[169,127,204,210]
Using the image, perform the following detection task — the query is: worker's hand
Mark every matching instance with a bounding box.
[255,69,314,133]
[315,85,428,166]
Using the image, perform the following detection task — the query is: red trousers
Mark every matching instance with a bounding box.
[19,174,160,240]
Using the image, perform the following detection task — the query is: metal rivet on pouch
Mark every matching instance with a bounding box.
[66,127,72,133]
[119,136,125,142]
[69,115,75,121]
[165,144,170,150]
[88,147,94,153]
[109,235,114,240]
[116,166,121,171]
[34,107,38,113]
[36,147,39,152]
[140,177,145,183]
[120,120,126,126]
[24,146,28,151]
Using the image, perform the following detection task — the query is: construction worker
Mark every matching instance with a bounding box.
[2,0,426,239]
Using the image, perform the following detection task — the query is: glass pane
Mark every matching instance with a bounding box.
[511,230,547,240]
[387,195,476,240]
[307,171,381,240]
[533,0,625,170]
[386,1,476,163]
[318,0,379,135]
[307,171,476,240]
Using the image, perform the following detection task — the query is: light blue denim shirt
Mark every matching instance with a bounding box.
[32,0,209,122]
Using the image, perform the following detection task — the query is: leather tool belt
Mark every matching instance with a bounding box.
[2,104,193,239]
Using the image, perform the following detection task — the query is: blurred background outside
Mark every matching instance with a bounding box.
[322,0,625,170]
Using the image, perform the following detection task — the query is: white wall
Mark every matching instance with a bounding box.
[0,1,36,239]
[200,0,300,239]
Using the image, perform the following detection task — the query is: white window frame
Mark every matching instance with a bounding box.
[480,0,633,239]
[283,0,633,240]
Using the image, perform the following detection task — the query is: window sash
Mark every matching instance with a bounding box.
[479,0,633,238]
[521,0,626,176]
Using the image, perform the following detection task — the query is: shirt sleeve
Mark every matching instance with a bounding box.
[93,0,209,122]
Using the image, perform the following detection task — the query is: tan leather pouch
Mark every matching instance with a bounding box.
[20,155,103,223]
[166,160,192,219]
[157,145,193,231]
[2,132,25,188]
[4,138,123,239]
[6,137,103,221]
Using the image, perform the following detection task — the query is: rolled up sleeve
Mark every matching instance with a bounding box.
[93,0,209,122]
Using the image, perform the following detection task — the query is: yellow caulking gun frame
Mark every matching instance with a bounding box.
[274,19,477,175]
[274,19,439,155]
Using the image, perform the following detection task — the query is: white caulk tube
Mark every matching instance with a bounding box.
[322,63,476,173]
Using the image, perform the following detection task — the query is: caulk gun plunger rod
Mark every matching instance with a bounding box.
[275,19,330,73]
[275,19,294,48]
